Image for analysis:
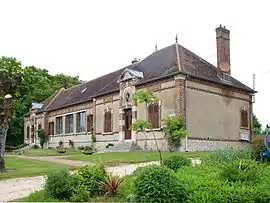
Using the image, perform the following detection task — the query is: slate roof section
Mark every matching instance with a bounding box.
[28,43,254,113]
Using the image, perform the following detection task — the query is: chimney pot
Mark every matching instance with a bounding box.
[216,25,231,75]
[131,58,139,64]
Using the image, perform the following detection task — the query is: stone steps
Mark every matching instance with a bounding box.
[105,141,141,152]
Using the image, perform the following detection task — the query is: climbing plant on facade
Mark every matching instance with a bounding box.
[0,57,22,172]
[162,115,187,152]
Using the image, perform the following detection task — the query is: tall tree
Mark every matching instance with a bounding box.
[6,66,80,146]
[253,113,262,135]
[0,57,22,171]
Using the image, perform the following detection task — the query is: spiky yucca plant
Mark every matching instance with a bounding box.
[99,175,124,197]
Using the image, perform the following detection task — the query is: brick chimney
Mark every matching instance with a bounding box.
[216,25,231,75]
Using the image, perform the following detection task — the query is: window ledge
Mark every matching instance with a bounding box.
[65,133,74,136]
[102,132,114,135]
[54,134,63,137]
[75,132,86,135]
[145,128,163,132]
[240,127,249,130]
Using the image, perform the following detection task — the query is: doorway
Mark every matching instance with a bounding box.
[124,108,132,140]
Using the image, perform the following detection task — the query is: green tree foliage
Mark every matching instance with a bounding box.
[253,113,262,135]
[6,66,79,146]
[0,57,22,171]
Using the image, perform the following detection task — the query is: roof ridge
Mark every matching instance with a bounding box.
[44,88,64,111]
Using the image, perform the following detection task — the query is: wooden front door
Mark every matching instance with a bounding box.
[124,109,132,140]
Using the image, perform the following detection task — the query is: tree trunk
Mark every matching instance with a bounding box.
[0,123,8,172]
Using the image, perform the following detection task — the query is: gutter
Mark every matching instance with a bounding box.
[185,75,188,152]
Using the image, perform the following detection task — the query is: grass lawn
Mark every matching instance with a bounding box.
[20,148,82,156]
[65,151,212,165]
[0,156,74,180]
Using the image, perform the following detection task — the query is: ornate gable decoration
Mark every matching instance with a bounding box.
[117,68,144,83]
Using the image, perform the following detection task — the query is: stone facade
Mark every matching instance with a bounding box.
[24,75,252,152]
[23,26,254,152]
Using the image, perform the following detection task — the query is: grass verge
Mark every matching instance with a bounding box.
[65,151,211,165]
[0,156,74,180]
[19,148,82,156]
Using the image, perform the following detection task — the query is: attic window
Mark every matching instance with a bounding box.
[81,88,87,93]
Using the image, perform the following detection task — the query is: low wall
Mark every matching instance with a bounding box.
[187,139,250,152]
[47,134,91,148]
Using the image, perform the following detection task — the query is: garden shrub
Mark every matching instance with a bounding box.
[22,190,59,202]
[77,146,85,150]
[5,145,17,152]
[177,163,270,203]
[164,155,191,172]
[220,160,263,183]
[203,148,252,165]
[250,134,270,163]
[30,144,39,149]
[70,185,90,202]
[133,165,186,203]
[105,143,114,148]
[44,170,73,200]
[84,146,92,151]
[77,164,107,197]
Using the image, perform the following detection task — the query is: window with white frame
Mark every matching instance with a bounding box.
[65,114,74,134]
[56,116,63,135]
[76,111,86,133]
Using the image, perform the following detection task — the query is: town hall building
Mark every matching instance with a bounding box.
[24,25,255,152]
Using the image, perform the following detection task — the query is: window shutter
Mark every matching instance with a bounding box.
[241,110,248,128]
[108,112,112,132]
[76,114,80,133]
[87,115,90,132]
[27,126,30,138]
[148,104,159,129]
[90,115,93,132]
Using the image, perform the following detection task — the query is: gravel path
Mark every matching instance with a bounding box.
[0,161,158,202]
[1,156,201,202]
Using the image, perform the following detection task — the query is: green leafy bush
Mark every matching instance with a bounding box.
[250,134,270,163]
[162,116,187,151]
[16,143,28,149]
[37,128,46,148]
[133,165,186,203]
[44,170,73,200]
[21,190,59,202]
[30,144,39,149]
[70,185,89,202]
[177,163,270,203]
[105,143,114,148]
[84,146,92,151]
[77,164,107,197]
[77,146,85,150]
[5,145,17,152]
[91,134,97,142]
[203,148,253,165]
[164,155,191,172]
[220,160,263,183]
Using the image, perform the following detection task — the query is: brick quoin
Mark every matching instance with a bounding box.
[175,77,185,118]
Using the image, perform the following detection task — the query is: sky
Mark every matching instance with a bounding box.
[0,0,269,127]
